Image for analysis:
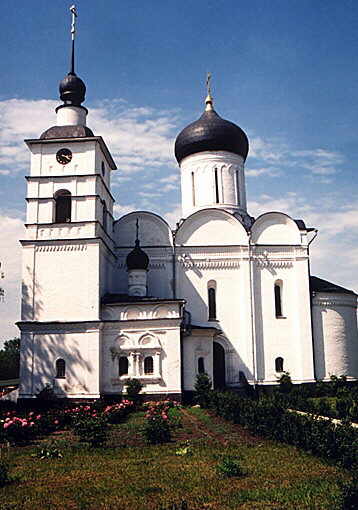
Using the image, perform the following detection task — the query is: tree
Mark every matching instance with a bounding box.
[0,338,20,380]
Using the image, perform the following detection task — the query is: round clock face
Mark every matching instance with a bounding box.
[56,148,72,165]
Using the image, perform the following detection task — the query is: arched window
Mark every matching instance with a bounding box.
[275,357,284,373]
[191,171,196,206]
[214,168,220,203]
[144,356,154,375]
[208,287,217,320]
[118,356,128,376]
[54,189,71,223]
[102,200,107,231]
[56,359,66,378]
[198,357,205,374]
[274,281,283,317]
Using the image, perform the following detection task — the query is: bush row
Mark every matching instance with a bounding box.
[207,391,358,469]
[0,400,134,446]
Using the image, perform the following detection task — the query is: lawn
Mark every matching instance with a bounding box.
[0,407,352,510]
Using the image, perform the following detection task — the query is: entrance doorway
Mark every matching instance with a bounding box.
[213,341,226,389]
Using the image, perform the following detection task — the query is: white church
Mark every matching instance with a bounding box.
[18,17,358,401]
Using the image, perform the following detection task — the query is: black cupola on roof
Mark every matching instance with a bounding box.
[175,92,249,164]
[126,220,149,271]
[58,5,86,107]
[59,72,86,106]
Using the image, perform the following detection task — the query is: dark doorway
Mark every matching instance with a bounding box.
[213,342,226,389]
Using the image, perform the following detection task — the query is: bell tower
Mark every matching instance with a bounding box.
[21,5,117,323]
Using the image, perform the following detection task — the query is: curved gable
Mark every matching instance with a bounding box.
[114,211,173,246]
[175,208,248,246]
[251,212,301,245]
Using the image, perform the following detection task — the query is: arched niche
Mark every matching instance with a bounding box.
[114,335,133,350]
[251,212,301,245]
[113,211,173,247]
[175,208,248,246]
[153,305,170,318]
[125,307,141,320]
[138,333,162,350]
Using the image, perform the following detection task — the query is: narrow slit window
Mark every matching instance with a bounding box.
[208,287,217,320]
[144,356,154,375]
[198,357,205,374]
[102,200,107,230]
[275,357,284,373]
[214,168,219,203]
[118,356,128,376]
[56,359,66,378]
[274,283,283,317]
[191,171,196,206]
[54,189,71,223]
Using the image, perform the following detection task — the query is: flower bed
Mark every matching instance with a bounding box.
[0,400,136,445]
[143,401,181,444]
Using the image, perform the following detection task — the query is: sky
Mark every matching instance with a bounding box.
[0,0,357,343]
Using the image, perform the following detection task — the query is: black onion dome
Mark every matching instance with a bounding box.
[126,240,149,271]
[175,108,249,163]
[59,72,86,106]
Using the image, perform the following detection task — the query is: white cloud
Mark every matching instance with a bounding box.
[249,193,358,291]
[248,136,345,180]
[0,212,25,344]
[0,98,179,177]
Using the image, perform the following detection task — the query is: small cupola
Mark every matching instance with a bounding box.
[126,219,149,297]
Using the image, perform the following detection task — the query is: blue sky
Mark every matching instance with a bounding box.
[0,0,358,342]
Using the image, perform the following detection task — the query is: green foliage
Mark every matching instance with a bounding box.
[35,383,58,403]
[0,338,20,380]
[194,372,212,407]
[125,378,143,404]
[157,501,188,510]
[208,391,358,469]
[340,475,358,509]
[216,455,246,478]
[175,441,193,456]
[72,416,109,447]
[32,441,63,460]
[277,371,293,393]
[144,416,171,444]
[0,459,10,487]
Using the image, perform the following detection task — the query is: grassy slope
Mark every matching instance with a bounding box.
[1,408,351,510]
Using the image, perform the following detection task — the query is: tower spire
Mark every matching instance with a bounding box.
[69,5,78,75]
[205,72,214,111]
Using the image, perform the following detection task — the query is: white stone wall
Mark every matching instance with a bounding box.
[21,241,101,321]
[101,301,183,396]
[179,151,246,217]
[312,292,358,380]
[19,325,101,399]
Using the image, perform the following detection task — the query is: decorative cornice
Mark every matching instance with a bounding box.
[178,255,241,270]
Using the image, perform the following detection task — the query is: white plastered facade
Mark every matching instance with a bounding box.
[18,101,358,401]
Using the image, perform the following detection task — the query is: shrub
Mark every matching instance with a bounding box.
[336,397,353,420]
[35,383,58,403]
[340,475,358,509]
[216,456,246,478]
[194,372,212,407]
[33,441,63,459]
[103,400,134,424]
[72,416,108,447]
[125,378,143,405]
[277,372,293,393]
[143,402,172,444]
[0,459,10,487]
[208,391,358,469]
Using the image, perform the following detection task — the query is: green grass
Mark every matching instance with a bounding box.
[0,408,351,509]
